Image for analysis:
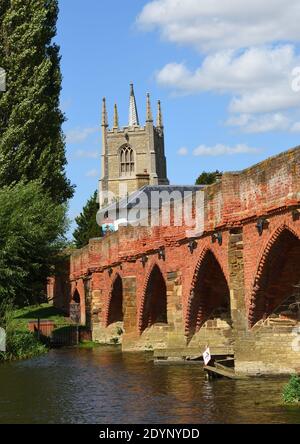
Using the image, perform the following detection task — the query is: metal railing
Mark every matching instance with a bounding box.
[50,324,80,347]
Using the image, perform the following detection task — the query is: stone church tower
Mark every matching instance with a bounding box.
[99,84,169,207]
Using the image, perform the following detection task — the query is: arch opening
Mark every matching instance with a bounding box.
[249,229,300,328]
[141,265,167,332]
[107,275,123,326]
[187,250,231,337]
[72,289,80,304]
[70,289,81,324]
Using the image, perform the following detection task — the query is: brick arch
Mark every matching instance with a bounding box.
[249,224,300,327]
[105,273,124,327]
[182,237,229,301]
[138,262,167,333]
[185,248,231,337]
[70,280,86,325]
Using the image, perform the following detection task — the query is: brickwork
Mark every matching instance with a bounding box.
[50,146,300,374]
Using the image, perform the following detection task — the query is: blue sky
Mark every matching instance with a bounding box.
[56,0,300,230]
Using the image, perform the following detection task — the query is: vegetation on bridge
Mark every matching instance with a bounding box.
[283,375,300,404]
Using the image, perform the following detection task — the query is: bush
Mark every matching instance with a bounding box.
[0,330,46,362]
[0,300,47,362]
[283,375,300,404]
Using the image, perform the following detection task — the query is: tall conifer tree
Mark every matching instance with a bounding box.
[73,191,101,249]
[0,0,74,203]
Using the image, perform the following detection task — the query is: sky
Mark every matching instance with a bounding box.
[56,0,300,230]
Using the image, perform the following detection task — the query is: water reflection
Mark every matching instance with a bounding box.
[0,347,299,424]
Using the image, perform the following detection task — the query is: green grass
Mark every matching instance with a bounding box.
[12,303,72,332]
[78,340,101,349]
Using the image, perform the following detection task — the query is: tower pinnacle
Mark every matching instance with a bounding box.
[101,97,108,127]
[146,93,153,123]
[129,83,139,127]
[156,100,163,128]
[113,103,119,128]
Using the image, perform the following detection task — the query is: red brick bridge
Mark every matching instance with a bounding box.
[50,146,300,375]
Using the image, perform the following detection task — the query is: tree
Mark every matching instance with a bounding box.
[0,181,68,306]
[0,0,74,203]
[73,191,101,249]
[195,170,222,185]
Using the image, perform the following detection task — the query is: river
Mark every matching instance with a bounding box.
[0,347,299,424]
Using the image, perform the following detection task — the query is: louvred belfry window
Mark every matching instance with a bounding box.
[120,145,135,176]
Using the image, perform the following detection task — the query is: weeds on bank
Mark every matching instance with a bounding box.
[0,301,75,362]
[0,300,47,362]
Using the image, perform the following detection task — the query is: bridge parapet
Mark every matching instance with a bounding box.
[205,146,300,230]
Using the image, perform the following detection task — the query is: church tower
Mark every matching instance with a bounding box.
[99,84,169,207]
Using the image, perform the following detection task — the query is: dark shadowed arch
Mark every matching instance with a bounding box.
[72,289,80,304]
[70,288,81,323]
[249,228,300,327]
[107,275,123,326]
[140,265,167,332]
[186,249,231,338]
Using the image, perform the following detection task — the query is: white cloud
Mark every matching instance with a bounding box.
[75,149,99,159]
[290,121,300,132]
[139,1,300,134]
[193,143,260,157]
[226,113,291,134]
[229,87,300,115]
[66,127,98,144]
[156,46,300,114]
[137,0,300,52]
[178,147,188,156]
[86,169,98,178]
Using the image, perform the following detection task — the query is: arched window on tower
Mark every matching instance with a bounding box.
[120,145,135,176]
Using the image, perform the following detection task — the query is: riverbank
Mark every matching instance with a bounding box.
[0,303,73,362]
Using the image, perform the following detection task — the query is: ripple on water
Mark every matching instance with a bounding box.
[0,348,299,424]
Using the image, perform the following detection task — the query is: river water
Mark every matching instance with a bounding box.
[0,347,299,424]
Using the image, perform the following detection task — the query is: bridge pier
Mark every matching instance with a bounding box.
[234,217,300,376]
